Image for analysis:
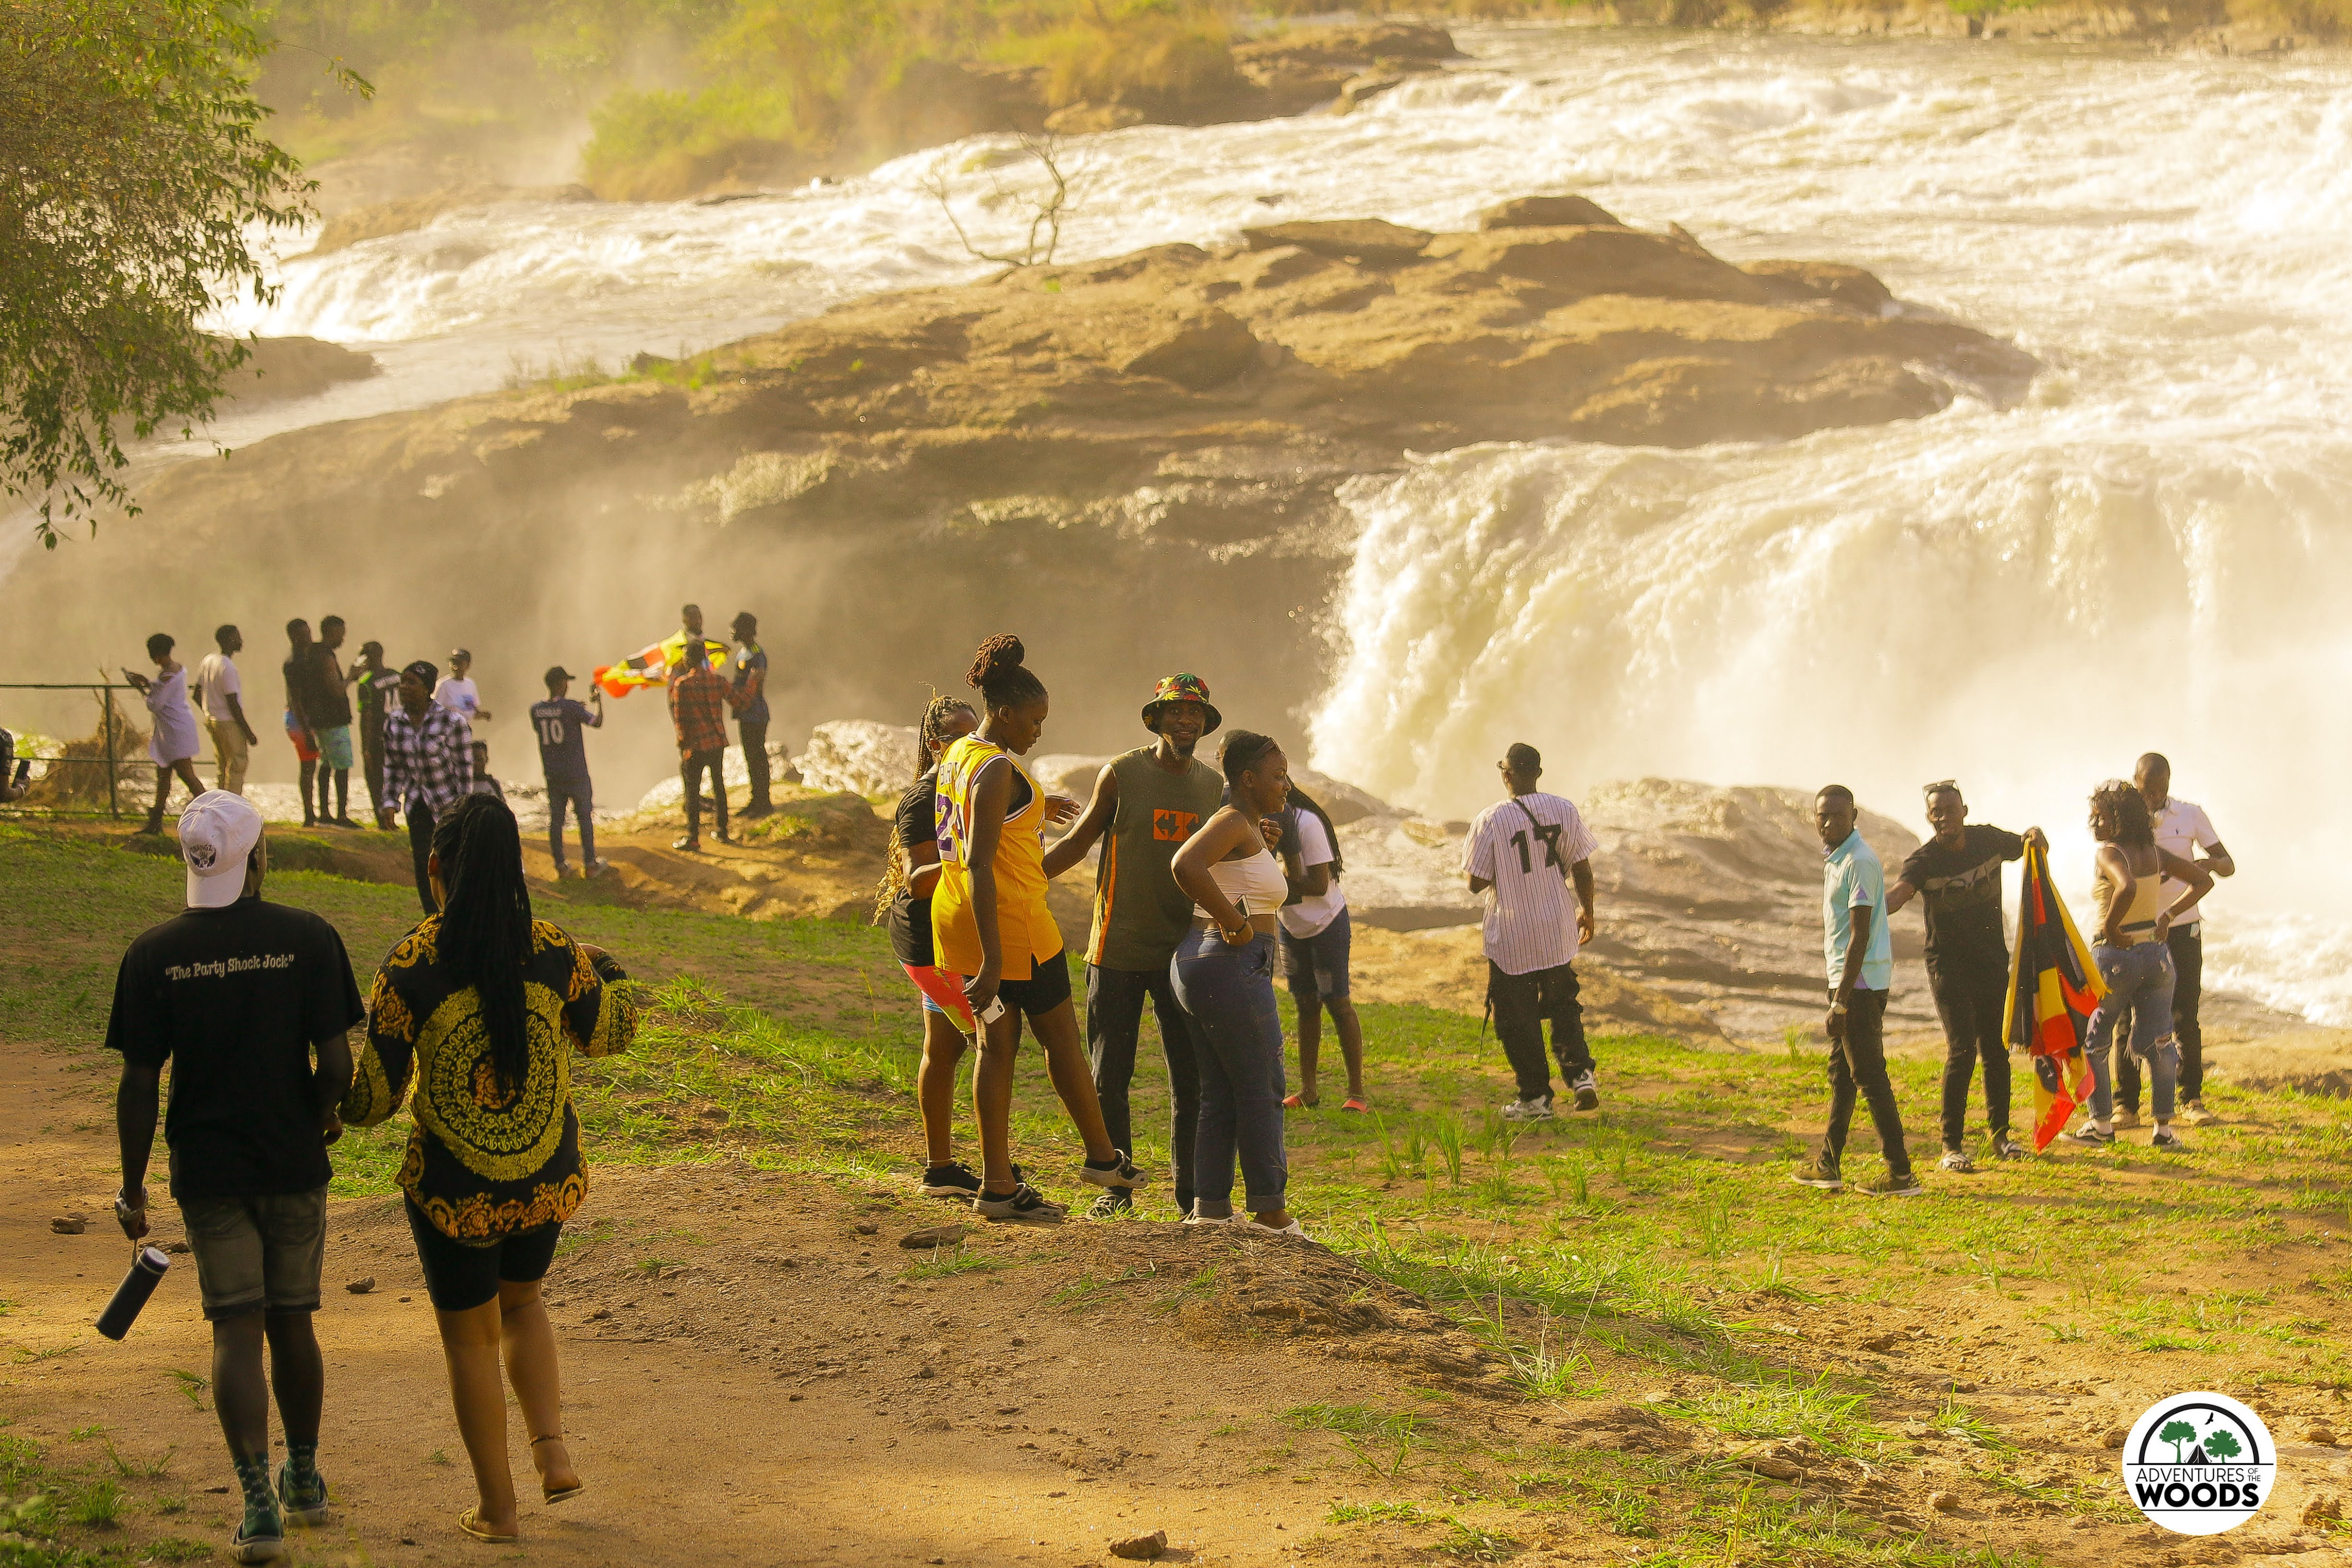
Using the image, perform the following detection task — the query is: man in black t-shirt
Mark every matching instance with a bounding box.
[529,666,606,878]
[1887,782,2046,1172]
[106,791,364,1564]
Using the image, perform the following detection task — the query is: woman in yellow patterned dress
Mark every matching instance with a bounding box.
[344,793,635,1544]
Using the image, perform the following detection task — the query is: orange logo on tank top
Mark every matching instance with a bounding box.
[1152,809,1200,843]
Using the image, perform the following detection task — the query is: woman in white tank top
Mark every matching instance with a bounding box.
[1169,730,1301,1236]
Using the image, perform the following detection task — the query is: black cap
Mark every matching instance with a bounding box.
[545,665,574,684]
[401,660,439,686]
[1504,742,1542,773]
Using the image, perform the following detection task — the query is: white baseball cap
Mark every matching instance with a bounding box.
[178,791,264,909]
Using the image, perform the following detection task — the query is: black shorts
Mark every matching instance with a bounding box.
[404,1197,562,1313]
[986,949,1072,1020]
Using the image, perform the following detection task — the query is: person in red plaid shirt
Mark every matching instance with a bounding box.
[668,637,730,851]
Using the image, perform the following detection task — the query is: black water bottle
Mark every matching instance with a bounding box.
[95,1247,171,1341]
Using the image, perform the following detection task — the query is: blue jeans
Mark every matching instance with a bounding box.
[2086,941,2179,1121]
[1171,928,1288,1213]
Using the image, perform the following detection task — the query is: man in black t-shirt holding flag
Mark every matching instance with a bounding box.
[106,791,364,1564]
[530,666,606,878]
[1887,781,2047,1173]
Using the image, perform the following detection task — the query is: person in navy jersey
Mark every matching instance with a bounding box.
[529,666,605,879]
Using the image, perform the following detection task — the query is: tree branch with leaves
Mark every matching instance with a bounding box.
[0,0,367,547]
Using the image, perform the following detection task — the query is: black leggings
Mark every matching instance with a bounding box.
[404,1198,561,1313]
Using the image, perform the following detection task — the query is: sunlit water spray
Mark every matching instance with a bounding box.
[182,29,2352,1020]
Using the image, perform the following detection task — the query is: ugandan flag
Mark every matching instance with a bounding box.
[591,633,729,699]
[2003,843,2108,1150]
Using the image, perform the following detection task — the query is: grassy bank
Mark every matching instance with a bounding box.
[12,821,2352,1564]
[258,0,1242,200]
[255,0,2352,206]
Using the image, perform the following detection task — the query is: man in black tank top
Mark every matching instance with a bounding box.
[1044,675,1226,1218]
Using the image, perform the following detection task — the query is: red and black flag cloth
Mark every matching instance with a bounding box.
[2003,843,2108,1150]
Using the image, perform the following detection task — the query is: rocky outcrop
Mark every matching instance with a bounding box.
[221,336,378,403]
[10,207,2034,780]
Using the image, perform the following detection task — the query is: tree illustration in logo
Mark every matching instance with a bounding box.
[2203,1429,2243,1462]
[2159,1418,2200,1463]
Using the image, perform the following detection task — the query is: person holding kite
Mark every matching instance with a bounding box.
[2074,781,2213,1151]
[591,603,729,700]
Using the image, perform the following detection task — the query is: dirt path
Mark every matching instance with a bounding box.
[1,1041,1512,1568]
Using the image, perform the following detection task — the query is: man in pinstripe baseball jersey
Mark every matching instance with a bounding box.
[1463,743,1600,1122]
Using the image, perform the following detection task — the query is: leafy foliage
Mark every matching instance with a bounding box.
[0,2,362,546]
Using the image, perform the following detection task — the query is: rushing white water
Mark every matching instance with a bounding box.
[191,26,2352,1020]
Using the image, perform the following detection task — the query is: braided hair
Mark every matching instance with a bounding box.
[429,792,537,1097]
[874,691,976,921]
[967,634,1046,712]
[1285,784,1345,880]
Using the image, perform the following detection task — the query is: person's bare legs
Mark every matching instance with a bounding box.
[1328,997,1368,1100]
[148,765,171,826]
[1031,1000,1117,1163]
[497,1279,579,1499]
[1295,996,1322,1102]
[170,758,203,806]
[973,1012,1024,1194]
[918,1011,972,1167]
[432,1299,518,1535]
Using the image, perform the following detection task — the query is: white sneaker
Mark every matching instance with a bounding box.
[1570,1071,1600,1111]
[2182,1101,2218,1127]
[1499,1095,1555,1124]
[1938,1149,1977,1174]
[2112,1109,2143,1130]
[1232,1213,1305,1238]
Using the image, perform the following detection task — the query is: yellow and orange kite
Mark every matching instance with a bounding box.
[592,633,730,699]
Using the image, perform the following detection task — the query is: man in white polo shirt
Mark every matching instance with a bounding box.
[2114,752,2234,1128]
[1463,743,1600,1122]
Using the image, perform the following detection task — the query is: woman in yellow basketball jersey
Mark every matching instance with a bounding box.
[933,635,1148,1222]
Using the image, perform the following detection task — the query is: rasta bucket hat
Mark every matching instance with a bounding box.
[1142,673,1221,736]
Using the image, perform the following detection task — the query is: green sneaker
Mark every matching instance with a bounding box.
[276,1459,330,1526]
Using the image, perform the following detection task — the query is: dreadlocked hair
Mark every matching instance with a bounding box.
[874,691,977,922]
[1220,729,1281,793]
[430,792,537,1098]
[966,634,1046,712]
[1285,784,1344,880]
[2090,780,2154,847]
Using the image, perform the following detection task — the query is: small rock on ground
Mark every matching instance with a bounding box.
[1110,1530,1167,1561]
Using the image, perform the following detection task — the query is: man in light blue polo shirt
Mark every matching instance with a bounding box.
[1796,784,1920,1196]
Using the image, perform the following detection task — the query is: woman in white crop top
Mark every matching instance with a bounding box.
[1169,730,1301,1237]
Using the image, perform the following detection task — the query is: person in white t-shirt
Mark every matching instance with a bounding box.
[1461,743,1600,1122]
[1275,786,1367,1112]
[433,649,491,737]
[192,625,259,796]
[2113,753,2235,1128]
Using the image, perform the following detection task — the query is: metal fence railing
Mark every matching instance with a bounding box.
[0,682,222,821]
